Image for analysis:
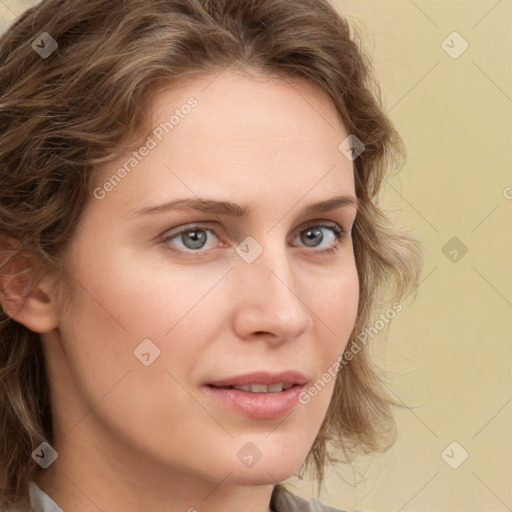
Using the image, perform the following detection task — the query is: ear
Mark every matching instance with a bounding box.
[0,235,59,334]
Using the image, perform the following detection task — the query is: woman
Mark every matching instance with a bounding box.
[0,0,422,510]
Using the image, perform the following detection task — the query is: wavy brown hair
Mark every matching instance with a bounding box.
[0,0,422,509]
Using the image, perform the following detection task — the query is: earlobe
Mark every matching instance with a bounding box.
[0,236,59,334]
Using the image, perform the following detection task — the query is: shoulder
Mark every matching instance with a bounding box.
[271,484,364,512]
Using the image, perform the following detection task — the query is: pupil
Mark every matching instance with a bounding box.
[303,228,323,247]
[184,230,206,249]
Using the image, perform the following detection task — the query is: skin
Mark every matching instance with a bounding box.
[6,69,359,512]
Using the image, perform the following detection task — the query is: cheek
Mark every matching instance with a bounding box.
[313,263,359,351]
[64,237,224,339]
[56,239,232,415]
[294,271,359,433]
[54,255,216,461]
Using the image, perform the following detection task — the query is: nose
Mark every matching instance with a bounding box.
[232,242,314,342]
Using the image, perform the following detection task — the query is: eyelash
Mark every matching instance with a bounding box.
[160,221,348,257]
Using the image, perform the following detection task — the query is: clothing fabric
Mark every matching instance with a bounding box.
[271,484,350,511]
[28,481,62,512]
[28,480,356,512]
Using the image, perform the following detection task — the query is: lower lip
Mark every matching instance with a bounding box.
[203,384,304,419]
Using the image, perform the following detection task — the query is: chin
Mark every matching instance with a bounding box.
[214,447,308,486]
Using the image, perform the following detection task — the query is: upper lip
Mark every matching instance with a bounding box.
[207,370,308,387]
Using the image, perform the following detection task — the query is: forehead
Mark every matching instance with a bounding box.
[143,69,354,187]
[92,69,355,219]
[150,69,347,149]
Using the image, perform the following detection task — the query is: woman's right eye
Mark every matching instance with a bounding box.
[162,224,220,253]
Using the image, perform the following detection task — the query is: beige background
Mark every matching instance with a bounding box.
[1,1,511,511]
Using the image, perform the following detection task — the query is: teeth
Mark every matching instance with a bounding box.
[231,383,291,393]
[250,383,269,393]
[232,384,251,391]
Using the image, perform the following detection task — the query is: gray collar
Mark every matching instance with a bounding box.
[29,481,63,512]
[271,484,349,512]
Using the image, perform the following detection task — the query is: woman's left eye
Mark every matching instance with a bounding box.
[293,222,346,253]
[161,222,346,255]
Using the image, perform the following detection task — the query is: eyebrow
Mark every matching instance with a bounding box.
[134,194,358,218]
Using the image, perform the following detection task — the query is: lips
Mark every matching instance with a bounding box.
[203,370,308,419]
[206,370,308,389]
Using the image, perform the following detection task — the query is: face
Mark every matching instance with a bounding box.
[43,69,359,487]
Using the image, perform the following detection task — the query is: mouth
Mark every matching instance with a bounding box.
[203,371,308,419]
[206,370,307,389]
[207,382,296,393]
